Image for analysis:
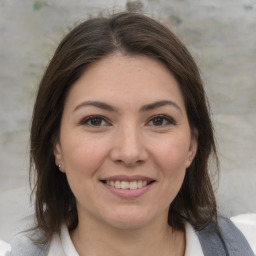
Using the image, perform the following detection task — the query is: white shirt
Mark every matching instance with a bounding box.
[47,222,204,256]
[2,215,255,256]
[185,222,204,256]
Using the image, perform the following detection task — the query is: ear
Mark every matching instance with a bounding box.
[53,142,65,173]
[186,134,198,168]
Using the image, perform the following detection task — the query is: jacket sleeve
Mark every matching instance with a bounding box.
[10,233,49,256]
[231,213,256,255]
[196,217,255,256]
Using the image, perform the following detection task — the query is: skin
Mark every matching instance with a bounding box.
[54,53,197,256]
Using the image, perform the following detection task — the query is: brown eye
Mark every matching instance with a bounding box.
[89,117,103,126]
[148,115,175,127]
[80,116,109,127]
[152,117,165,126]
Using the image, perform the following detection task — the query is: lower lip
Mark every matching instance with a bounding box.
[102,182,154,199]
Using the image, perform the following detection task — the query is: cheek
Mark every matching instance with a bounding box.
[152,135,190,197]
[61,137,107,199]
[61,134,107,176]
[154,136,191,174]
[158,140,189,199]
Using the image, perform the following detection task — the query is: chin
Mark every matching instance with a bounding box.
[103,210,158,230]
[109,219,150,230]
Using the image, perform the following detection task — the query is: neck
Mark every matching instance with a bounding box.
[70,213,185,256]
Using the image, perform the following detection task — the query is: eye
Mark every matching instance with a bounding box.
[80,115,110,127]
[147,115,175,127]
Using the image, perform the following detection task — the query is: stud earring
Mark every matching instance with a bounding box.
[58,164,62,168]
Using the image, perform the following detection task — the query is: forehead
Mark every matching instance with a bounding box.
[64,53,186,112]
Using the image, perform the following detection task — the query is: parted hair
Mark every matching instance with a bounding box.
[30,12,218,242]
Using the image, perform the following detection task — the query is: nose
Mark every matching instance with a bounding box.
[110,123,148,167]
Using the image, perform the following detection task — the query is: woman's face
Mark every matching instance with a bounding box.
[54,53,197,229]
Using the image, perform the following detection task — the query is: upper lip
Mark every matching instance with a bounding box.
[100,175,155,182]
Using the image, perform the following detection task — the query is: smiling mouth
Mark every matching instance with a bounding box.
[101,180,155,190]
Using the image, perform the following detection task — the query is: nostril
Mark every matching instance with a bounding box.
[109,137,149,166]
[113,159,144,167]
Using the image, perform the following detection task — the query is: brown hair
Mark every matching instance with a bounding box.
[30,12,218,242]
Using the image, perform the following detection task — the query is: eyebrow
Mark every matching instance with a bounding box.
[73,100,182,113]
[73,101,117,112]
[139,100,182,113]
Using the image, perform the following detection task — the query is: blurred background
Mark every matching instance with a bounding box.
[0,0,255,242]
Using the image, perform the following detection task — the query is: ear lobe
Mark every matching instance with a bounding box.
[186,136,198,168]
[53,142,65,172]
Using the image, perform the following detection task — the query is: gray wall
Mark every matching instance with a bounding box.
[0,0,255,241]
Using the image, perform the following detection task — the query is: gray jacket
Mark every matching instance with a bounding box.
[10,217,254,256]
[197,217,254,255]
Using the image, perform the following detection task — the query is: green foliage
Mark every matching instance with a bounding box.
[33,0,47,11]
[126,0,143,12]
[169,14,182,25]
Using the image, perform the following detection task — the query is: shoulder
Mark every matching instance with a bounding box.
[231,213,256,254]
[196,216,255,256]
[10,231,49,256]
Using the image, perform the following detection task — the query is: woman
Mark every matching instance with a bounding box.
[10,12,254,256]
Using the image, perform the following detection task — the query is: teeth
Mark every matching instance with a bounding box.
[115,180,121,189]
[130,181,137,190]
[137,180,142,188]
[121,181,128,189]
[106,180,150,189]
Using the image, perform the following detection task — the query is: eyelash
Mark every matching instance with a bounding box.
[79,114,176,128]
[147,115,176,127]
[79,115,110,127]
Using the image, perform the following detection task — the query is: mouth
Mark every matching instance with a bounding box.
[101,180,155,190]
[100,176,156,199]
